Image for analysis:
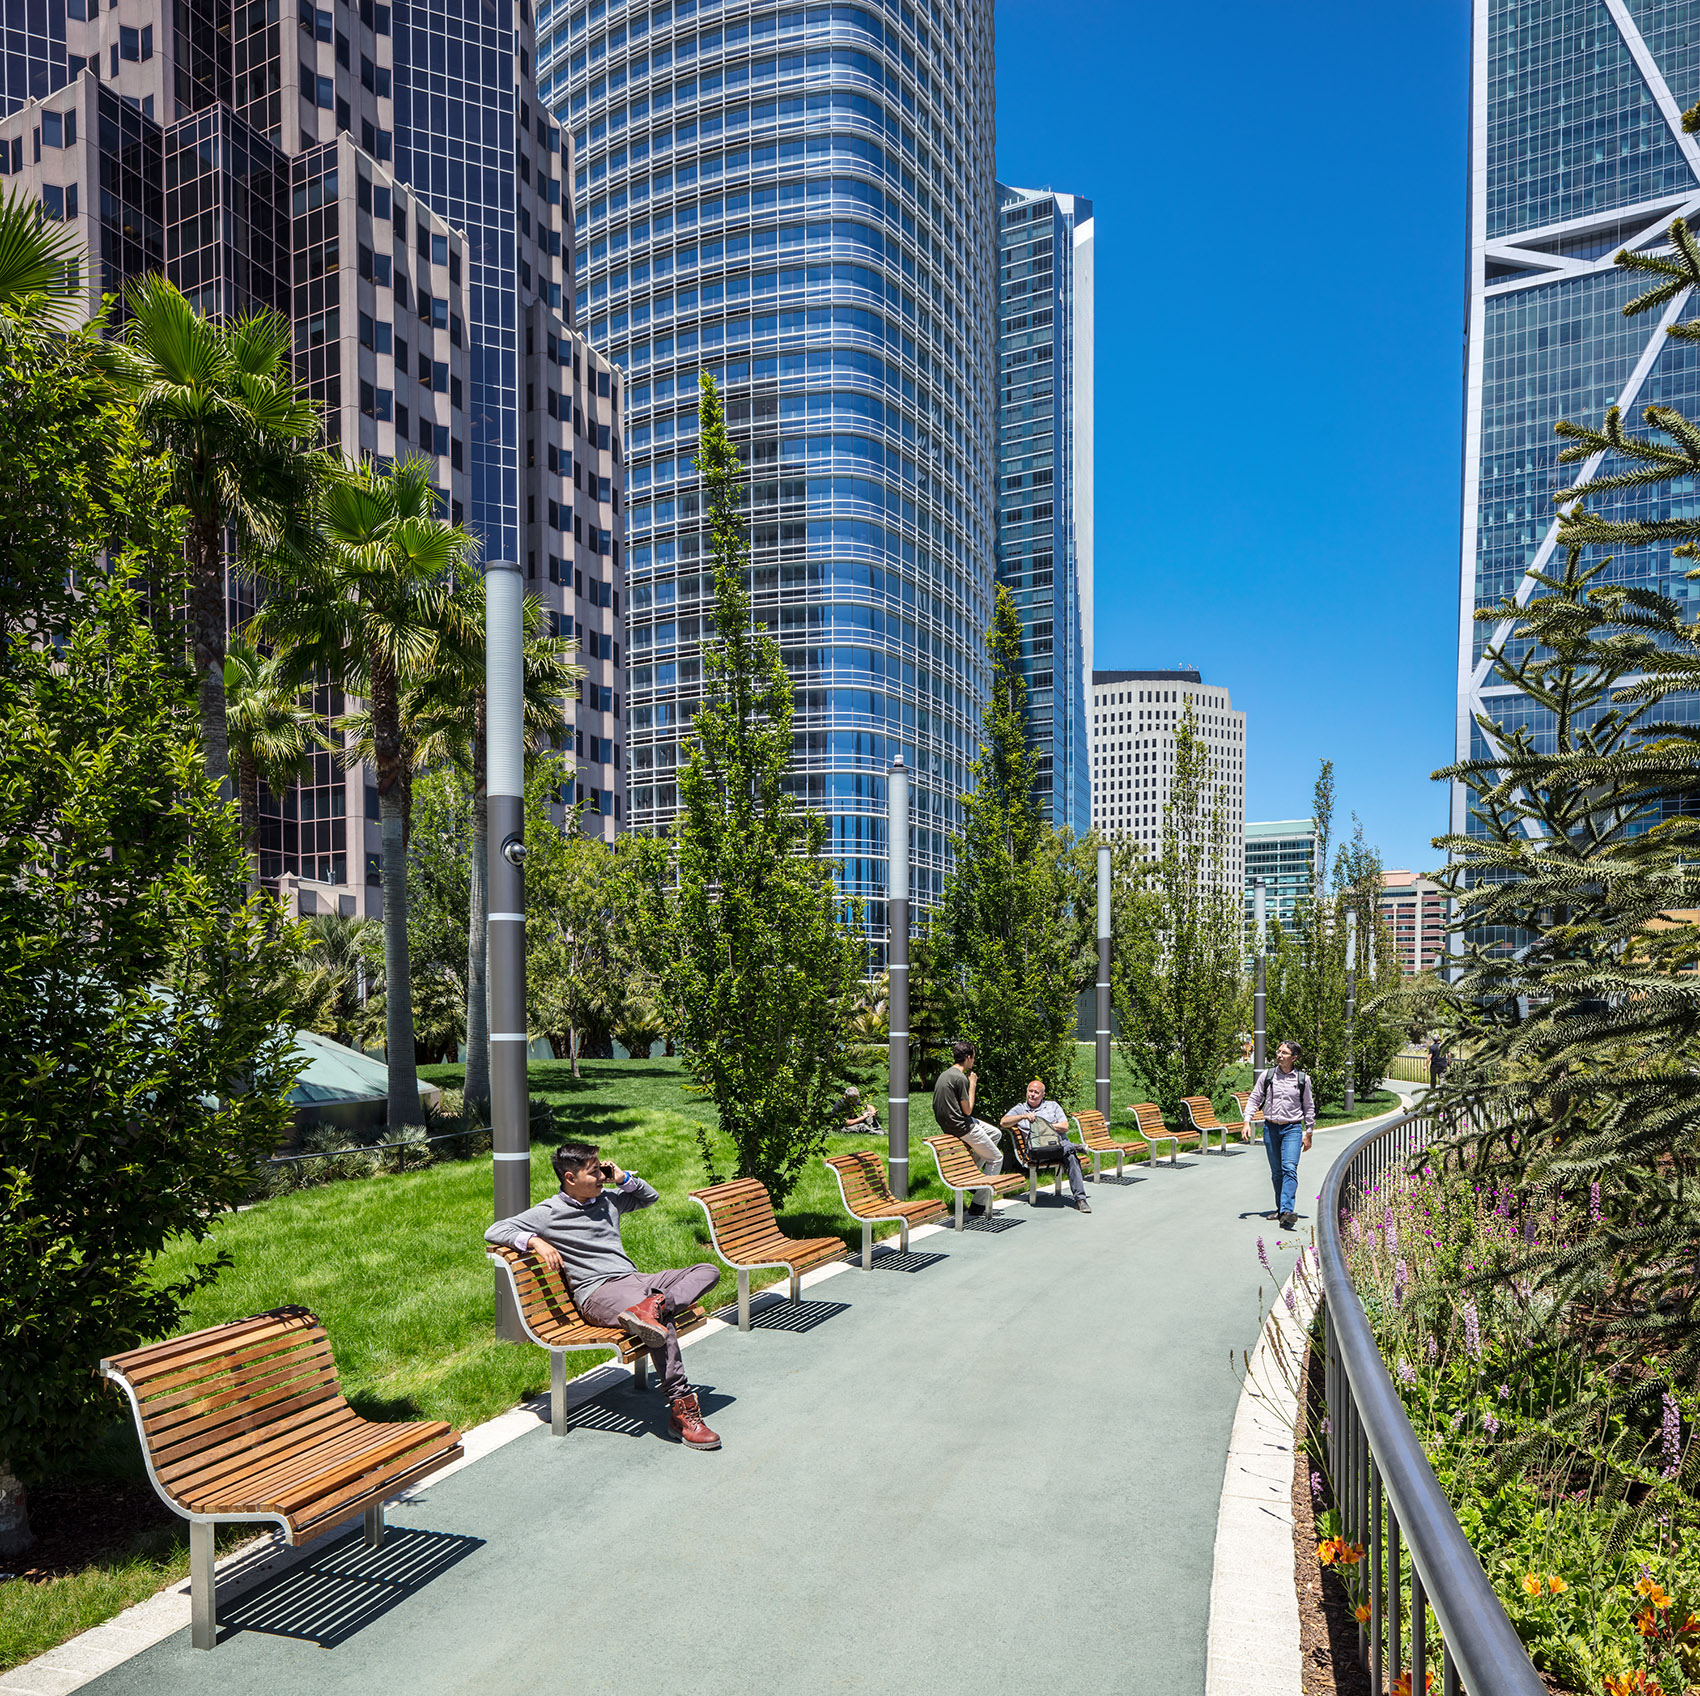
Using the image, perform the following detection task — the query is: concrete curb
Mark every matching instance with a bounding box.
[1204,1246,1321,1696]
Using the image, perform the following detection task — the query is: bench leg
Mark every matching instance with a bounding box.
[1053,1168,1062,1197]
[737,1269,751,1332]
[364,1499,386,1550]
[189,1520,216,1650]
[861,1218,873,1270]
[551,1349,569,1437]
[1027,1167,1036,1203]
[899,1217,910,1254]
[1116,1151,1125,1180]
[955,1190,964,1231]
[631,1353,648,1393]
[789,1266,801,1303]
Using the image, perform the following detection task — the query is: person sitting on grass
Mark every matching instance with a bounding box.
[485,1142,723,1452]
[931,1038,1005,1216]
[833,1085,881,1135]
[1000,1078,1091,1213]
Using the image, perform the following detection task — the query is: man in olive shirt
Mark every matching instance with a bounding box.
[932,1039,1005,1214]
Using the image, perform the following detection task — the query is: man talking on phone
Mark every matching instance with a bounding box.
[485,1142,723,1450]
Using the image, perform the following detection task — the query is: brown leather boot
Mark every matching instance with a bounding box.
[617,1293,669,1350]
[668,1392,721,1450]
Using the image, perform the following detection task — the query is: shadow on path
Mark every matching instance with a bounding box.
[217,1528,483,1650]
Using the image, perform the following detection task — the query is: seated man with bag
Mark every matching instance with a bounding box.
[485,1141,723,1451]
[1001,1078,1091,1214]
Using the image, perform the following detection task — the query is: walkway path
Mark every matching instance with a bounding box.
[77,1116,1391,1696]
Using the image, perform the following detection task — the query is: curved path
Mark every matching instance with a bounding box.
[73,1116,1392,1696]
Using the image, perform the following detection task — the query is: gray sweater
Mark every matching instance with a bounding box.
[485,1174,658,1294]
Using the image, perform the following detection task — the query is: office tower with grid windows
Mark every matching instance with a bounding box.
[1458,0,1700,865]
[1243,818,1317,941]
[995,183,1091,836]
[541,0,998,936]
[1090,667,1245,891]
[1379,869,1445,975]
[0,0,626,918]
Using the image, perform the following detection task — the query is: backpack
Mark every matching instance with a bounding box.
[1255,1067,1309,1112]
[1025,1115,1069,1163]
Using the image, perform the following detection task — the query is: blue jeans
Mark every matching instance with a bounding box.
[1263,1121,1304,1216]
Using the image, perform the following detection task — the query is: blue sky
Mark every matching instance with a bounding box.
[994,0,1470,877]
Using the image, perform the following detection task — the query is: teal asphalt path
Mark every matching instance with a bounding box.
[82,1113,1395,1696]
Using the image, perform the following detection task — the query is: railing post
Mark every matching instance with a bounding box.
[1413,1570,1428,1696]
[1369,1460,1382,1684]
[1389,1504,1403,1692]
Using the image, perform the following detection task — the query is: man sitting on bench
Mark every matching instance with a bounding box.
[1001,1078,1091,1213]
[485,1142,723,1451]
[932,1039,1005,1216]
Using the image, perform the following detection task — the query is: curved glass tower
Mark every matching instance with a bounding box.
[541,0,996,930]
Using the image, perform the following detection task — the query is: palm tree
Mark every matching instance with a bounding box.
[258,455,478,1128]
[0,186,83,326]
[224,637,325,891]
[109,275,327,799]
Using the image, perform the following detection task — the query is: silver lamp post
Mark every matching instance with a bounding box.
[886,754,909,1199]
[1344,906,1359,1114]
[1253,876,1268,1073]
[485,559,529,1341]
[1096,845,1111,1121]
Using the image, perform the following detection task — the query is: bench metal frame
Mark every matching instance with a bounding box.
[1126,1104,1200,1167]
[1181,1096,1237,1155]
[922,1137,1029,1230]
[822,1156,944,1269]
[1070,1113,1134,1180]
[689,1191,845,1331]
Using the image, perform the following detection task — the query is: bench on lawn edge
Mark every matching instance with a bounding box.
[823,1150,946,1268]
[689,1177,847,1331]
[1181,1094,1238,1154]
[1233,1089,1263,1131]
[1126,1101,1202,1166]
[923,1134,1028,1230]
[1071,1108,1145,1179]
[487,1244,711,1434]
[99,1308,463,1651]
[1004,1115,1074,1203]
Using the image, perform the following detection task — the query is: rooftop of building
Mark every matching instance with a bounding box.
[1092,669,1202,684]
[1246,818,1316,839]
[1382,869,1442,891]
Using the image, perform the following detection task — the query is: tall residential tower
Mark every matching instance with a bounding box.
[995,182,1092,835]
[542,0,999,936]
[1459,0,1700,866]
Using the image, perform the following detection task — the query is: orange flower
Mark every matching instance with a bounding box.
[1635,1577,1672,1607]
[1354,1603,1371,1624]
[1636,1610,1660,1638]
[1680,1614,1700,1636]
[1522,1573,1543,1596]
[1604,1673,1664,1696]
[1337,1541,1367,1568]
[1393,1671,1435,1696]
[1548,1575,1567,1594]
[1317,1539,1338,1567]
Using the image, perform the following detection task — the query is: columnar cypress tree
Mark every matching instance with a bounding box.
[649,373,864,1201]
[938,583,1088,1117]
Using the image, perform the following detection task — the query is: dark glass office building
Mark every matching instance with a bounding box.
[540,0,998,932]
[996,182,1091,836]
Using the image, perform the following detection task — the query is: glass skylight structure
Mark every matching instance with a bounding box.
[996,183,1092,835]
[1459,0,1700,881]
[540,0,997,933]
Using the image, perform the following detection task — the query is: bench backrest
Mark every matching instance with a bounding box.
[99,1309,343,1494]
[824,1150,896,1214]
[690,1177,784,1260]
[1181,1096,1224,1127]
[925,1133,994,1189]
[1073,1108,1112,1147]
[1234,1090,1263,1120]
[1126,1102,1168,1134]
[488,1242,594,1339]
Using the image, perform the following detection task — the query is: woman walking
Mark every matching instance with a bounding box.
[1241,1041,1315,1231]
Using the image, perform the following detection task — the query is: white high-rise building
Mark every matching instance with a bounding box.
[1090,668,1244,891]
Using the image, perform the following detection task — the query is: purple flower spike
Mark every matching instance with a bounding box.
[1589,1180,1601,1224]
[1663,1391,1681,1479]
[1257,1236,1271,1274]
[1311,1470,1324,1499]
[1498,1382,1510,1401]
[1397,1361,1417,1386]
[1427,1334,1438,1363]
[1321,1417,1332,1436]
[1464,1301,1481,1359]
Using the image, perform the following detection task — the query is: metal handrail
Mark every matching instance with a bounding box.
[1317,1109,1546,1696]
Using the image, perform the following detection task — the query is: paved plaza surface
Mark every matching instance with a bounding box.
[81,1119,1381,1696]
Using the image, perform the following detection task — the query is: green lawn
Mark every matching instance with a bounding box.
[1,1053,1400,1676]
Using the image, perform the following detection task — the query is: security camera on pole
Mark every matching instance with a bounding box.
[485,559,529,1342]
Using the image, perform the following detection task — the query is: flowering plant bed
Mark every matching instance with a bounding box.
[1330,1160,1700,1695]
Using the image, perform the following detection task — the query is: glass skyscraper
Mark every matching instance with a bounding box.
[1459,0,1700,866]
[995,183,1092,835]
[540,0,997,932]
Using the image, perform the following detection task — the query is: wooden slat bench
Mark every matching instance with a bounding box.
[1233,1090,1263,1132]
[98,1308,462,1651]
[690,1178,847,1331]
[923,1134,1028,1230]
[487,1244,711,1434]
[1127,1101,1202,1166]
[1181,1094,1237,1154]
[1072,1108,1145,1179]
[823,1151,946,1269]
[1005,1115,1072,1202]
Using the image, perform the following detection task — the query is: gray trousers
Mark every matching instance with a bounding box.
[577,1263,719,1402]
[1034,1144,1088,1202]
